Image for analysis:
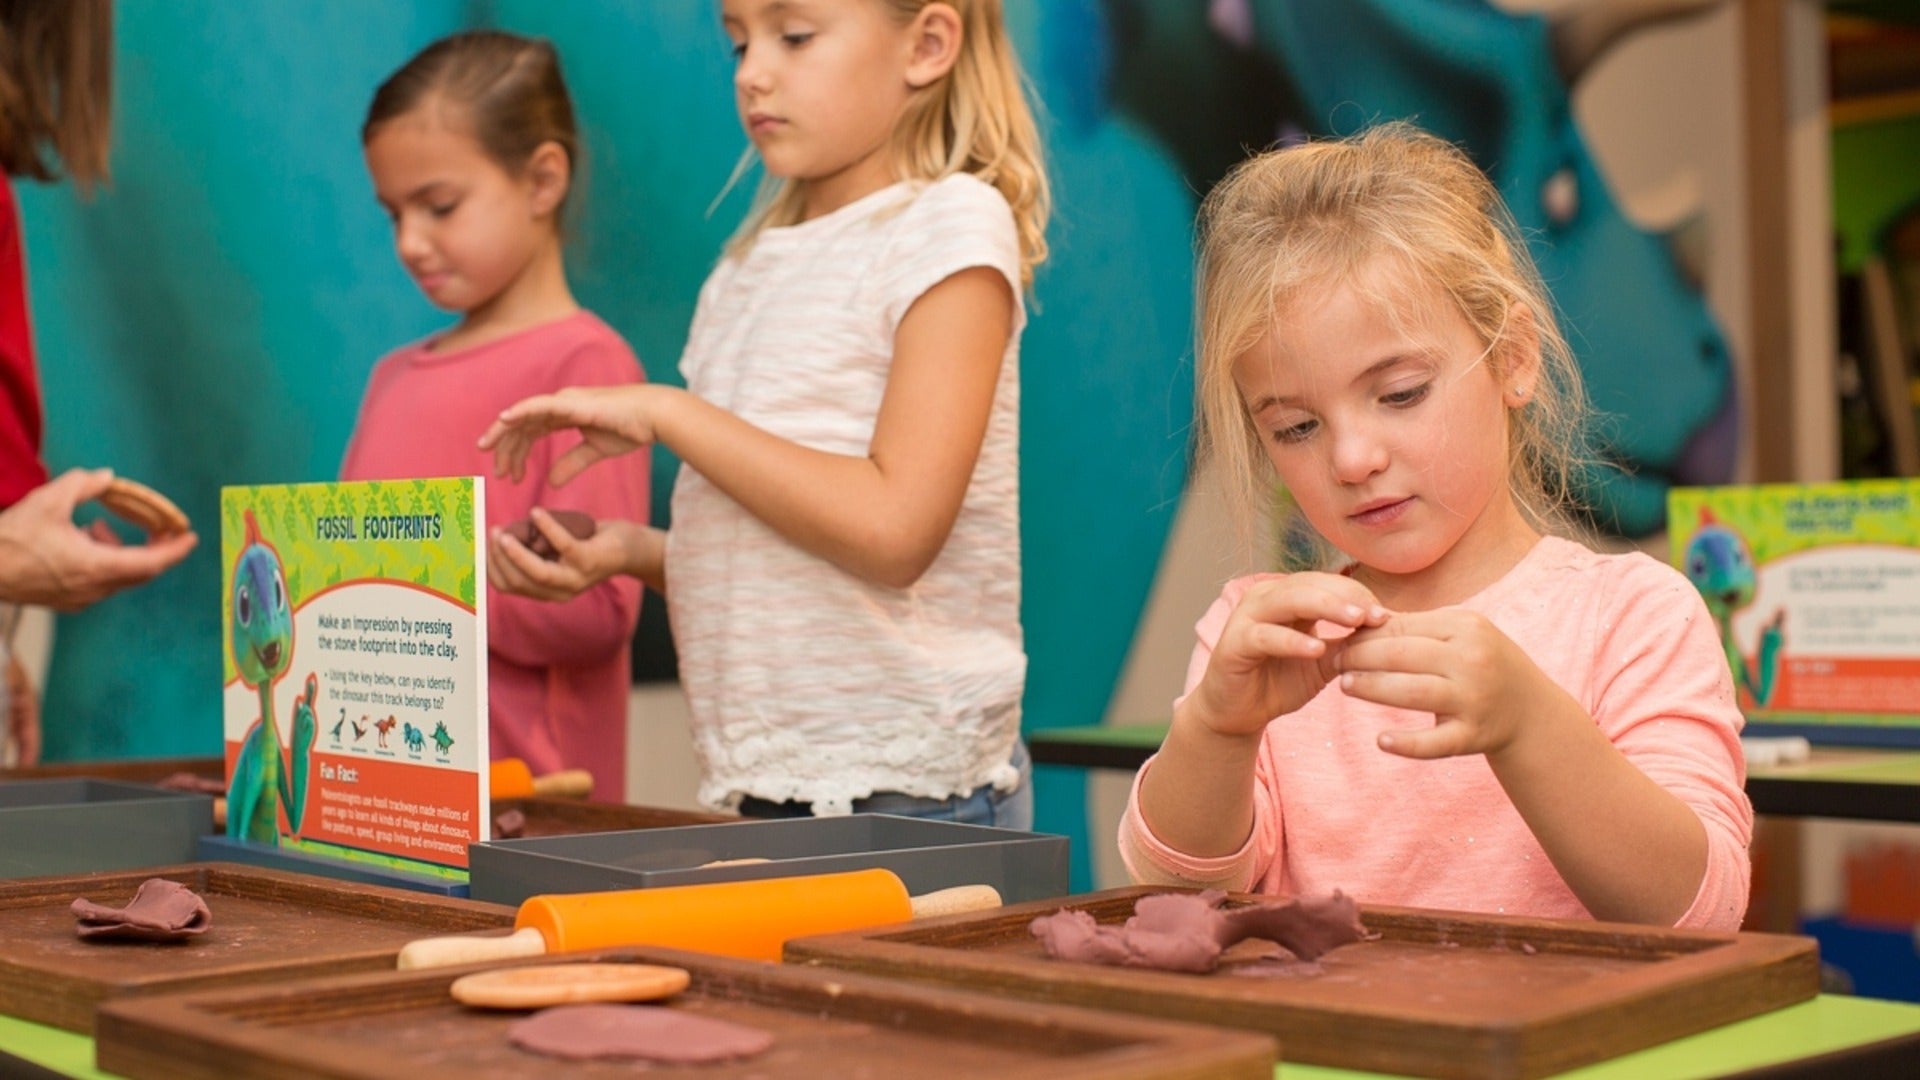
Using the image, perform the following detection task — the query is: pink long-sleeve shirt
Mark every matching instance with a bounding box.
[1119,536,1752,930]
[341,311,648,801]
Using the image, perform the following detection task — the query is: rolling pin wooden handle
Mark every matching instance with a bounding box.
[531,768,594,799]
[909,884,1002,919]
[396,927,546,971]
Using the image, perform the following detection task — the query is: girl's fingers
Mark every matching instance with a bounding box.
[1377,721,1477,760]
[1336,634,1452,678]
[1337,669,1454,714]
[1243,622,1330,661]
[1237,574,1389,632]
[527,508,576,557]
[548,443,604,488]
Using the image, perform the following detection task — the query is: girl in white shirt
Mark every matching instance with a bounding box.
[479,0,1048,826]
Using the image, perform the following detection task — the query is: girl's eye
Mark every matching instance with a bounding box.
[429,202,459,218]
[782,31,814,47]
[1272,420,1317,445]
[1381,382,1431,408]
[728,41,745,62]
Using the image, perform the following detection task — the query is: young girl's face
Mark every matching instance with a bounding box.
[365,104,552,315]
[1234,257,1534,588]
[722,0,922,214]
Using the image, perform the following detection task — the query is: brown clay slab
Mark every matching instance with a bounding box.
[488,797,734,838]
[784,886,1821,1080]
[94,944,1276,1079]
[0,862,513,1033]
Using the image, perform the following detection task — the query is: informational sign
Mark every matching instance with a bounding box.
[221,478,488,876]
[1671,479,1920,744]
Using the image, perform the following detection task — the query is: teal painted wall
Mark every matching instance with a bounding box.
[21,1,1198,887]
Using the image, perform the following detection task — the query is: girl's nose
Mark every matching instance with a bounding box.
[733,46,769,96]
[394,216,430,262]
[1328,421,1389,485]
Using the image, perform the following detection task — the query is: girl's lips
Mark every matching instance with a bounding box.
[1349,497,1413,527]
[747,114,783,135]
[415,272,450,292]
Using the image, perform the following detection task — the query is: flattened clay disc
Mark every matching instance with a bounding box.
[451,962,690,1009]
[501,509,597,560]
[98,477,191,536]
[508,1003,774,1063]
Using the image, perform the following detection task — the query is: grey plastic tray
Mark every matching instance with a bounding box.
[0,779,212,878]
[469,813,1069,907]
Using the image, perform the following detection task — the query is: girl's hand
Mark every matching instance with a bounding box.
[478,385,671,487]
[1187,572,1390,738]
[488,512,660,602]
[1336,609,1553,759]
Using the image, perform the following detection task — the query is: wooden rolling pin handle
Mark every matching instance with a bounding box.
[908,884,1002,919]
[531,769,594,799]
[396,927,546,971]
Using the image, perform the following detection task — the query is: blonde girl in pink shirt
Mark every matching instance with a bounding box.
[343,32,649,800]
[1122,123,1751,929]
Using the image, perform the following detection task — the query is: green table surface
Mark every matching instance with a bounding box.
[6,994,1919,1079]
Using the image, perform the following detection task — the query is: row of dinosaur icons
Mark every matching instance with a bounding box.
[329,708,456,754]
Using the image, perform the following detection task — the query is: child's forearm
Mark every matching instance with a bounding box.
[1134,696,1265,858]
[1488,689,1709,926]
[651,389,970,589]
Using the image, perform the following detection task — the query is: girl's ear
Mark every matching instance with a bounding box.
[1500,302,1543,408]
[904,3,962,89]
[524,141,572,219]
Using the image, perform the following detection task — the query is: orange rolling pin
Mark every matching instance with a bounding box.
[489,758,594,799]
[397,868,999,970]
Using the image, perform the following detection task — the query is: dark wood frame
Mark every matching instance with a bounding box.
[786,886,1820,1080]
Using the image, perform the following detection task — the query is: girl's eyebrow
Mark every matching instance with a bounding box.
[1246,354,1427,414]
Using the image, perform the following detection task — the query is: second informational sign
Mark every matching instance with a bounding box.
[1671,478,1920,744]
[220,478,488,878]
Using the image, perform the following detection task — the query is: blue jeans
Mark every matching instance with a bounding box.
[737,741,1033,831]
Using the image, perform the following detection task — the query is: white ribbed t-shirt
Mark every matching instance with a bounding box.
[668,174,1027,814]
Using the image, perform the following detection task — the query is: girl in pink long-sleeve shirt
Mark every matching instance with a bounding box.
[342,33,647,800]
[1122,123,1751,930]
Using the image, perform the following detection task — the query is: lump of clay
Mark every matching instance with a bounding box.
[1030,889,1364,974]
[72,878,212,942]
[493,808,528,840]
[508,1004,774,1063]
[501,510,597,560]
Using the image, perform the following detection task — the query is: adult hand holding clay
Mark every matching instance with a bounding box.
[0,468,196,610]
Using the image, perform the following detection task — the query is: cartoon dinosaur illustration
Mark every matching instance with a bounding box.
[330,708,346,743]
[1682,507,1785,707]
[226,509,315,844]
[351,716,368,741]
[431,720,454,754]
[374,715,398,748]
[403,722,425,753]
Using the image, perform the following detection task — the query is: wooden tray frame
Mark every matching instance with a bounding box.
[0,862,513,1033]
[785,886,1821,1079]
[94,944,1276,1079]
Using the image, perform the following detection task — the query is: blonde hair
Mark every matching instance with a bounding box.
[0,0,112,190]
[1195,122,1597,566]
[724,0,1049,286]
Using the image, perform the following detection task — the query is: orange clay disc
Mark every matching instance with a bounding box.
[98,477,190,537]
[449,962,691,1010]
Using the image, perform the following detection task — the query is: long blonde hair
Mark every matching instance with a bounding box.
[725,0,1049,287]
[1195,122,1597,565]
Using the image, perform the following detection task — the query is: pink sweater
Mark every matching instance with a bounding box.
[1119,537,1752,930]
[340,311,648,801]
